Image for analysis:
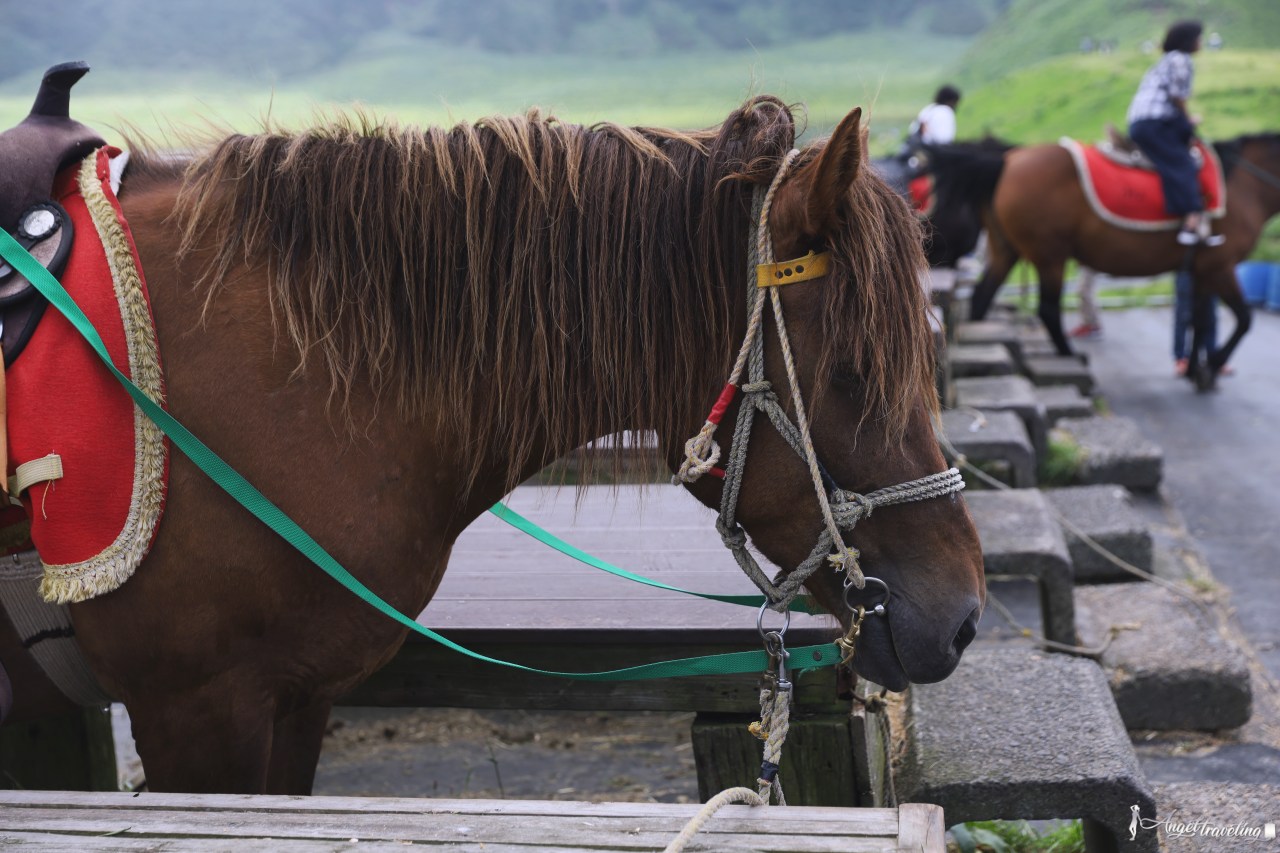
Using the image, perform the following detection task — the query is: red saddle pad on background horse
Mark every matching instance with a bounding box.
[1061,137,1225,231]
[909,174,934,217]
[2,146,169,604]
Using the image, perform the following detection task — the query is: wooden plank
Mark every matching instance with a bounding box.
[0,791,917,852]
[690,713,860,807]
[897,802,947,852]
[421,485,841,640]
[343,640,844,714]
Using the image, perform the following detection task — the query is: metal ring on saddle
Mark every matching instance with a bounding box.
[843,576,890,616]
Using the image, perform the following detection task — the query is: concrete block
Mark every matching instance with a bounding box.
[925,267,957,330]
[1022,339,1090,365]
[1034,384,1095,426]
[953,375,1048,458]
[939,409,1035,488]
[1023,355,1096,393]
[1076,583,1252,731]
[955,320,1022,364]
[1043,485,1153,582]
[1055,416,1164,492]
[948,343,1016,378]
[964,489,1074,645]
[1154,783,1280,852]
[899,647,1158,852]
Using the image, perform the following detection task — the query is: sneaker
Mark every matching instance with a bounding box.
[1177,229,1199,246]
[1174,357,1189,377]
[1203,233,1226,247]
[1069,323,1103,339]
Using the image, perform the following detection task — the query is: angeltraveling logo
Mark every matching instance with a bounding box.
[1131,804,1277,842]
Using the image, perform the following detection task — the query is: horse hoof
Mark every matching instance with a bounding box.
[1193,363,1217,393]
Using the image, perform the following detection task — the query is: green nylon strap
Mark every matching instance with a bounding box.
[0,229,842,680]
[486,502,823,615]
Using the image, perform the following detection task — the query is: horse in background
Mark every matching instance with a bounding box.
[2,95,986,794]
[873,138,1014,269]
[964,134,1280,385]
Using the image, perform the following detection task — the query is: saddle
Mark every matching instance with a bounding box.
[0,61,105,368]
[1098,123,1204,172]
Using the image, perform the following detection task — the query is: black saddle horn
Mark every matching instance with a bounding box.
[30,61,91,119]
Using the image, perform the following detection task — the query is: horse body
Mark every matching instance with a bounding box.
[969,135,1280,373]
[3,98,984,793]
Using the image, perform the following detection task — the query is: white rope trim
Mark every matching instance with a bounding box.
[38,150,168,604]
[1060,137,1226,232]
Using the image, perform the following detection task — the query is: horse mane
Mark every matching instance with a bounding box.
[150,98,931,490]
[1214,131,1280,178]
[924,137,1015,207]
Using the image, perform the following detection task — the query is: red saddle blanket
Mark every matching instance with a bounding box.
[909,175,934,217]
[1061,138,1226,230]
[3,146,169,604]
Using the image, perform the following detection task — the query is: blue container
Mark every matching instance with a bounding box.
[1267,263,1280,312]
[1238,261,1270,306]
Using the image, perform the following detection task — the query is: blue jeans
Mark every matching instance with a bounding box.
[1173,269,1217,360]
[1130,116,1203,216]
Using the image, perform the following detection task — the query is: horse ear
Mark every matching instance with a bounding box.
[796,106,864,237]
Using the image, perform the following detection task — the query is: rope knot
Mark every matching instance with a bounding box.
[675,421,721,484]
[716,518,748,550]
[832,490,874,526]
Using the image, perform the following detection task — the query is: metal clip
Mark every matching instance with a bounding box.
[757,602,792,690]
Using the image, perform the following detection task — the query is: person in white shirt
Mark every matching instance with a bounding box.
[912,85,961,145]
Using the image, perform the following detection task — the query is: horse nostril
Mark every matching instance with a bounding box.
[952,606,980,653]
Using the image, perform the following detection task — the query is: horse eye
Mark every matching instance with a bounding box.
[833,362,861,383]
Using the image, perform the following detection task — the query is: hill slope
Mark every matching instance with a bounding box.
[957,0,1280,83]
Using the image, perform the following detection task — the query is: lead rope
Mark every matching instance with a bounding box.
[665,617,794,853]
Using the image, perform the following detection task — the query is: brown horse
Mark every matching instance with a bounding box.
[967,134,1280,381]
[2,97,984,794]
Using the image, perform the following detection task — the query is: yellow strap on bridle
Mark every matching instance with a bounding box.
[756,250,831,288]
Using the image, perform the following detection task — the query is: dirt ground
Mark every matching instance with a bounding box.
[312,707,700,803]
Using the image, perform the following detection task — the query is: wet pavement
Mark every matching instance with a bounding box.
[1072,305,1280,685]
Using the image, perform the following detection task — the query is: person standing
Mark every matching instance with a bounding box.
[1126,20,1224,247]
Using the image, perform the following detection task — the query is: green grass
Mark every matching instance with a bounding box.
[956,0,1280,84]
[950,819,1085,853]
[961,49,1280,144]
[0,30,972,149]
[1039,433,1084,487]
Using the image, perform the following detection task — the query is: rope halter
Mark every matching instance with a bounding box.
[676,148,965,611]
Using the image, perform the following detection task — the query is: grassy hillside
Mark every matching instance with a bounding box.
[961,48,1280,143]
[957,0,1280,83]
[0,30,971,149]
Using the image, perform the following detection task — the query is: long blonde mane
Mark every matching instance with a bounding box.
[152,97,931,486]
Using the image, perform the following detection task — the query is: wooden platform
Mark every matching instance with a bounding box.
[347,484,844,714]
[0,790,947,852]
[343,485,890,808]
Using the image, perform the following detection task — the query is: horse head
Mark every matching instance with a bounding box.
[676,103,985,691]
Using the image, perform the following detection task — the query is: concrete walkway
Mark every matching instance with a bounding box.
[1066,305,1280,786]
[1072,306,1280,685]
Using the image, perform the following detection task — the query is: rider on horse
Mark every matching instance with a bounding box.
[1127,20,1225,247]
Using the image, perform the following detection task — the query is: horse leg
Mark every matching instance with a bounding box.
[126,678,276,793]
[1034,261,1072,356]
[1207,286,1251,373]
[266,700,334,795]
[968,231,1019,320]
[1188,290,1216,392]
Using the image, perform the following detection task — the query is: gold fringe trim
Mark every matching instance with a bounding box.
[39,150,168,604]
